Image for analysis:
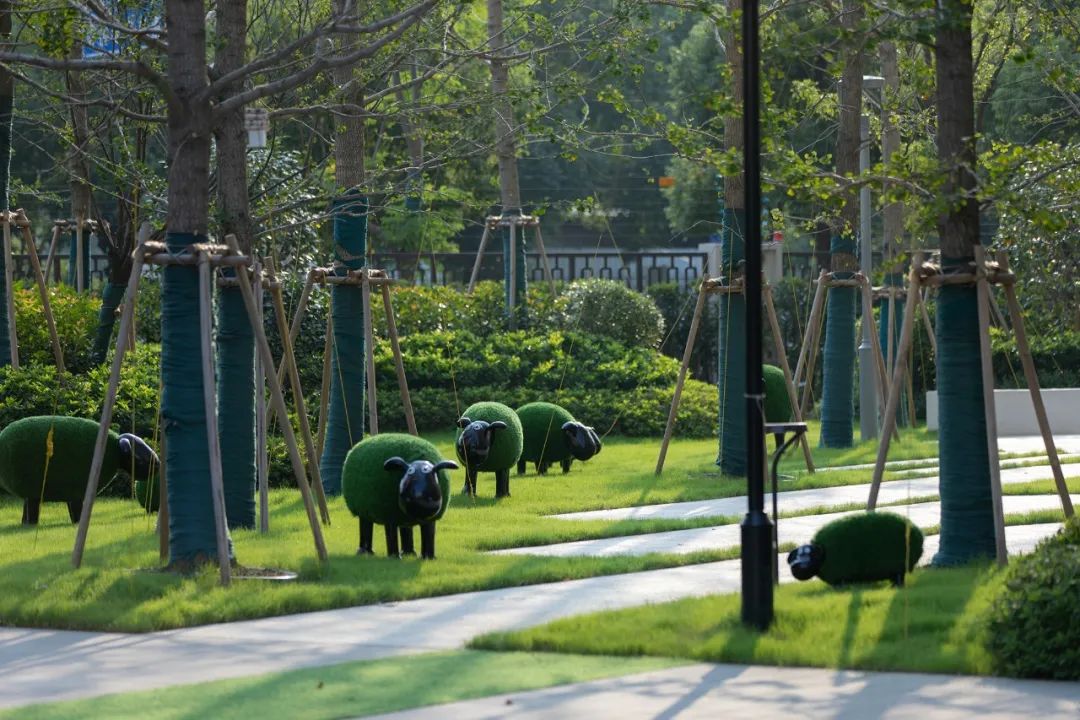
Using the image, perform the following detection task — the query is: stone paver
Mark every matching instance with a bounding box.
[0,523,1060,711]
[366,662,1080,720]
[554,462,1080,522]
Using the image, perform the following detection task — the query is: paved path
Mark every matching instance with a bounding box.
[367,663,1080,719]
[0,524,1060,710]
[553,463,1080,522]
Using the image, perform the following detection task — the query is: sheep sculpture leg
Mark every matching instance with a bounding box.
[383,523,400,557]
[560,458,572,474]
[463,468,479,497]
[536,461,549,476]
[517,459,526,475]
[399,526,415,556]
[21,499,39,525]
[66,501,81,524]
[358,519,374,555]
[420,523,436,560]
[495,470,511,498]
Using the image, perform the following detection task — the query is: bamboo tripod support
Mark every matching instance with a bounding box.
[655,274,814,475]
[1,210,65,372]
[287,266,419,451]
[73,239,329,578]
[792,270,896,441]
[865,250,1074,565]
[466,214,557,300]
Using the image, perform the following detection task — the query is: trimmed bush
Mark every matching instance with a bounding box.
[762,364,792,423]
[455,401,523,471]
[984,518,1080,680]
[517,402,575,466]
[812,512,924,586]
[557,279,665,348]
[342,433,453,526]
[13,285,100,373]
[0,416,121,502]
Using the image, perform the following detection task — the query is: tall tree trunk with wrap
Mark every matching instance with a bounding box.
[66,39,92,290]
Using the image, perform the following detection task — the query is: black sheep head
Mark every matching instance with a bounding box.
[561,421,602,462]
[787,543,825,581]
[118,433,159,481]
[455,417,507,467]
[385,456,458,521]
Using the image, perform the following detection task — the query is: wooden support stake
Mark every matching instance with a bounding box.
[467,221,492,293]
[75,215,85,293]
[223,235,327,562]
[158,432,169,563]
[44,224,59,285]
[974,244,1008,566]
[19,223,65,373]
[198,253,232,586]
[796,270,828,417]
[867,253,923,511]
[764,282,814,473]
[72,245,144,567]
[2,219,17,368]
[996,251,1073,518]
[860,278,899,442]
[656,283,707,475]
[273,269,315,398]
[316,310,333,458]
[254,264,270,534]
[919,287,937,356]
[361,268,379,435]
[532,223,556,296]
[267,261,331,525]
[381,283,417,435]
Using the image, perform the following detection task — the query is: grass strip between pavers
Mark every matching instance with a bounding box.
[0,650,686,720]
[471,565,1005,676]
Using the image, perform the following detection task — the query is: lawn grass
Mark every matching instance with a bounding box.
[471,564,1006,676]
[0,650,685,720]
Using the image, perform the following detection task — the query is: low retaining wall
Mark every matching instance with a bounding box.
[926,388,1080,435]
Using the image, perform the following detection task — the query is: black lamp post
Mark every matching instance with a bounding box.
[739,0,773,631]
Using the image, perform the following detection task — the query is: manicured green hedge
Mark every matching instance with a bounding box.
[984,518,1080,680]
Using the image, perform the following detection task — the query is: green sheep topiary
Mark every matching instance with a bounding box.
[455,401,523,472]
[517,402,575,468]
[135,475,160,513]
[812,512,923,586]
[762,364,793,423]
[0,416,121,503]
[343,433,453,527]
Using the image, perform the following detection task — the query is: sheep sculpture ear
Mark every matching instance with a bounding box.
[456,417,472,429]
[433,460,459,472]
[588,427,602,451]
[383,456,410,473]
[489,421,508,432]
[118,436,131,454]
[560,421,576,434]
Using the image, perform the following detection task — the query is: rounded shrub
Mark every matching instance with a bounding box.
[342,433,453,526]
[517,402,575,465]
[984,518,1080,680]
[0,416,121,502]
[557,279,665,348]
[762,364,793,423]
[455,401,523,471]
[812,512,923,586]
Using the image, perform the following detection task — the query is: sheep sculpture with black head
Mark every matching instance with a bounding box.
[515,402,602,475]
[455,401,523,498]
[342,433,458,559]
[0,416,158,525]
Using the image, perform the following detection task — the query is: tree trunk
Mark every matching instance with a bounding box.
[933,0,994,565]
[89,198,135,366]
[67,39,92,292]
[487,0,526,324]
[717,0,746,476]
[215,0,257,529]
[0,0,13,367]
[320,0,368,496]
[161,0,229,568]
[819,0,863,448]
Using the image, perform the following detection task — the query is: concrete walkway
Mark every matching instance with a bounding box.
[367,662,1080,719]
[0,523,1060,710]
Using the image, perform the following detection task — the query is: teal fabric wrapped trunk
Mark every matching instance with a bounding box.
[819,235,856,447]
[320,191,367,496]
[933,259,995,565]
[502,217,527,322]
[90,282,127,365]
[716,208,746,476]
[161,232,232,565]
[878,270,909,426]
[216,280,256,528]
[66,228,92,289]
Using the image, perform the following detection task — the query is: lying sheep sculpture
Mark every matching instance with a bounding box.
[788,511,924,586]
[342,433,458,558]
[455,401,523,498]
[515,402,602,475]
[0,416,158,525]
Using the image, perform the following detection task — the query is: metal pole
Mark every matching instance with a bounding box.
[740,0,772,632]
[858,113,877,441]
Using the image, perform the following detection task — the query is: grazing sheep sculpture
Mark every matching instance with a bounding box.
[0,416,158,525]
[342,433,458,559]
[455,401,523,498]
[788,511,924,586]
[515,402,602,475]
